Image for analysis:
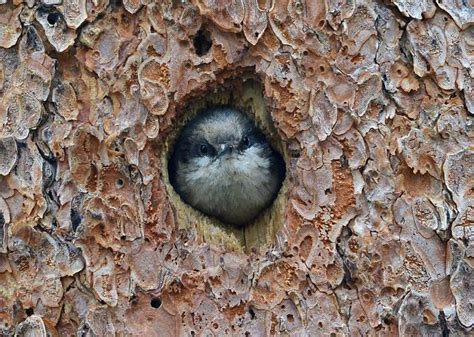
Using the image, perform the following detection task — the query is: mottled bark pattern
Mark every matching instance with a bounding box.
[0,0,473,336]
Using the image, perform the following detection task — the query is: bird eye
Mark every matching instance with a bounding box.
[200,144,209,155]
[242,136,250,148]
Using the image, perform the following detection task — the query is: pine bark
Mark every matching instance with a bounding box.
[0,0,473,336]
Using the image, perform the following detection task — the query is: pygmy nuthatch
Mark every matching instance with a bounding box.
[169,107,285,226]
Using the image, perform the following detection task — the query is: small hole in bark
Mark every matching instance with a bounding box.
[249,306,256,319]
[116,178,124,188]
[193,29,212,56]
[130,294,138,305]
[71,208,82,231]
[150,297,162,309]
[47,12,60,26]
[25,308,34,316]
[383,316,392,325]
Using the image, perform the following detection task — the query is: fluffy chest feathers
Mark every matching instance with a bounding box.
[177,146,278,225]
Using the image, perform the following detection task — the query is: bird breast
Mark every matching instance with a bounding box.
[177,146,277,225]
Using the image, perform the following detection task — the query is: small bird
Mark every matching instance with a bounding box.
[169,106,285,226]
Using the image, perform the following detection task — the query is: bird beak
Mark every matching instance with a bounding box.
[218,143,237,156]
[219,144,233,156]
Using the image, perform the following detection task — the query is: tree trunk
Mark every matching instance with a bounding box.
[0,0,472,335]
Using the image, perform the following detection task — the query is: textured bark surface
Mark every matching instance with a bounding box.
[0,0,473,336]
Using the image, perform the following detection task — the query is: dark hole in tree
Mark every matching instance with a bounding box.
[25,308,34,316]
[70,208,82,231]
[116,178,124,188]
[150,297,162,309]
[47,12,60,26]
[129,294,138,305]
[193,29,212,56]
[248,306,256,320]
[163,79,288,252]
